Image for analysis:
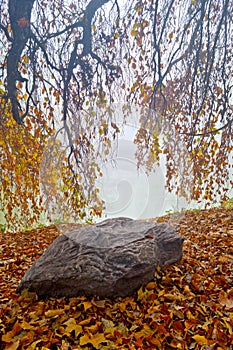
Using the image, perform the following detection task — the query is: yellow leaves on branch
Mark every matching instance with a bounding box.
[23,55,29,64]
[0,90,51,231]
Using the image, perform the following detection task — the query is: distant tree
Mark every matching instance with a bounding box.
[0,0,232,230]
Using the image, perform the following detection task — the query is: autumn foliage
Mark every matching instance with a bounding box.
[0,0,232,231]
[1,1,232,347]
[1,207,233,349]
[0,89,52,231]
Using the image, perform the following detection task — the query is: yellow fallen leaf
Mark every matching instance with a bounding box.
[163,293,181,301]
[2,322,23,342]
[44,309,64,318]
[2,331,14,343]
[158,290,165,297]
[21,320,36,330]
[192,335,208,345]
[186,310,196,319]
[104,327,116,336]
[79,333,107,347]
[81,301,93,311]
[91,300,106,308]
[79,317,93,326]
[63,318,82,337]
[196,304,207,316]
[223,320,232,334]
[27,340,42,350]
[86,323,101,334]
[79,334,90,346]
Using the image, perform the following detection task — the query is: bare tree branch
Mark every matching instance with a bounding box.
[7,0,35,124]
[0,23,13,42]
[6,0,111,124]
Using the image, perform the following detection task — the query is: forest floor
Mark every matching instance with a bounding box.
[0,207,233,350]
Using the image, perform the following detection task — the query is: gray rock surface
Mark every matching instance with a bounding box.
[17,217,184,298]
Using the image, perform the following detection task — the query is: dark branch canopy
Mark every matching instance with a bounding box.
[3,0,113,124]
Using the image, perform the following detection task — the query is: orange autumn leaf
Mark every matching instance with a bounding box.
[4,340,20,350]
[2,321,22,342]
[2,332,15,343]
[81,301,93,311]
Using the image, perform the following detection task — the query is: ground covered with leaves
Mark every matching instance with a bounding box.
[0,207,233,349]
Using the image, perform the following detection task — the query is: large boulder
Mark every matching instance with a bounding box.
[17,217,184,298]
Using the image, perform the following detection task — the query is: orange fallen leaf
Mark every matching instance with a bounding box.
[5,340,20,350]
[80,301,93,311]
[79,317,93,326]
[146,281,157,290]
[2,321,22,342]
[2,332,15,343]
